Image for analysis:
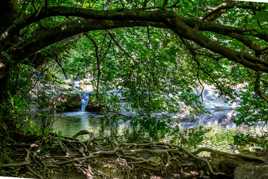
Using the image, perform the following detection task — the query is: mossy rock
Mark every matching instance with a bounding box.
[55,94,81,112]
[234,164,268,179]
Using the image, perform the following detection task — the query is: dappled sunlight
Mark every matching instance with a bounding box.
[1,0,268,178]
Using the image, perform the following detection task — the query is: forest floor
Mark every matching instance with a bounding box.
[1,130,267,179]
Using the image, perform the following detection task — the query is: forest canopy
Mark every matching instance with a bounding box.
[1,1,268,178]
[0,0,268,121]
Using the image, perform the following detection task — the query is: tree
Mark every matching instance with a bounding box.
[0,0,267,120]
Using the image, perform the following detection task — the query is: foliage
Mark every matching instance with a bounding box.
[1,2,268,178]
[235,83,268,125]
[0,0,267,121]
[0,0,268,163]
[179,127,209,149]
[234,133,251,146]
[234,132,268,151]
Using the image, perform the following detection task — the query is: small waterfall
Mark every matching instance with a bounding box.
[80,92,90,112]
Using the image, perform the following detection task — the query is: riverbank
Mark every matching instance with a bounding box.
[1,129,267,179]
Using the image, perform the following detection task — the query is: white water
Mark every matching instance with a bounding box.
[114,85,239,128]
[80,92,90,112]
[62,85,239,129]
[178,85,239,129]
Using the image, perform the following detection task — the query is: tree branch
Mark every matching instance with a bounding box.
[2,6,268,43]
[202,1,266,22]
[86,34,101,103]
[11,19,165,61]
[167,16,268,72]
[254,72,268,101]
[202,2,231,22]
[54,54,68,79]
[0,6,267,73]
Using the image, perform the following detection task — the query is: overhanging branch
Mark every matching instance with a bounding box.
[1,5,268,73]
[11,19,165,61]
[168,16,268,72]
[2,5,268,43]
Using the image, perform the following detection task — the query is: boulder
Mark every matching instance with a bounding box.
[53,94,104,112]
[86,103,103,112]
[54,94,81,112]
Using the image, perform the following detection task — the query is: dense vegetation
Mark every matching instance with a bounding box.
[0,0,268,178]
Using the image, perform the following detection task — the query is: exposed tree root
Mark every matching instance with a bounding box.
[0,131,267,179]
[194,147,266,163]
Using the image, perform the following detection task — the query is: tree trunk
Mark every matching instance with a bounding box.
[0,0,17,103]
[0,0,17,33]
[0,69,9,103]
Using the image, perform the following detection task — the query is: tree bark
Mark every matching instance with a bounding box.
[0,6,267,72]
[0,68,10,103]
[0,0,17,103]
[0,0,17,33]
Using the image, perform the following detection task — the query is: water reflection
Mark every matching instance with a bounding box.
[52,111,267,145]
[65,112,90,129]
[53,112,174,143]
[53,85,240,137]
[53,112,97,137]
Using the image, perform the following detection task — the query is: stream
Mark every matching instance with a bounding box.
[52,86,239,138]
[47,86,268,142]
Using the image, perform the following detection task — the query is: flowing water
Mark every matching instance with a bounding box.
[53,86,239,137]
[80,92,90,112]
[50,85,266,143]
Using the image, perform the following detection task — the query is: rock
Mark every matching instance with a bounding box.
[234,164,268,179]
[86,104,103,112]
[54,94,81,112]
[53,94,103,112]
